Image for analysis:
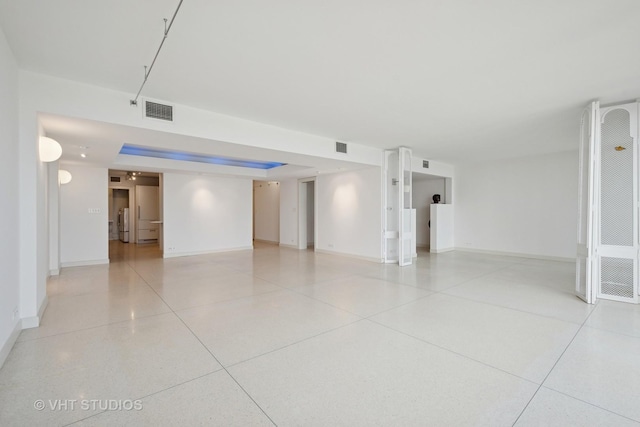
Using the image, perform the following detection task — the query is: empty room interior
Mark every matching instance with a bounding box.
[1,1,640,425]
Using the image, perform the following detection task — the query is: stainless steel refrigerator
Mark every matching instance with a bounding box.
[118,208,129,243]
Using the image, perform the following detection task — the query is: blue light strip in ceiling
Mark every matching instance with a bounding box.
[119,144,286,169]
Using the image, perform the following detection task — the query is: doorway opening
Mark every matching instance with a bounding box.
[411,172,453,256]
[253,181,280,247]
[108,170,163,262]
[298,178,315,250]
[110,188,130,242]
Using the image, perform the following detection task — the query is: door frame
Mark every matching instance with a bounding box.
[108,185,135,243]
[298,177,317,250]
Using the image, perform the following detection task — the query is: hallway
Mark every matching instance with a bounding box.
[1,245,638,425]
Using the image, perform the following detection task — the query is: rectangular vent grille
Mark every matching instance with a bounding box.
[110,177,121,182]
[336,142,347,154]
[145,101,173,121]
[423,160,429,168]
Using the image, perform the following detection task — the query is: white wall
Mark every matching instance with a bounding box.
[0,25,21,366]
[412,177,446,247]
[412,156,455,178]
[455,150,578,259]
[316,167,383,261]
[59,165,109,266]
[253,181,280,243]
[48,163,60,272]
[20,71,382,168]
[13,71,383,331]
[279,179,298,248]
[163,174,252,257]
[18,90,48,330]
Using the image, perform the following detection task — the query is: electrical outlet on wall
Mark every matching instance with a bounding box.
[12,307,19,321]
[87,208,101,214]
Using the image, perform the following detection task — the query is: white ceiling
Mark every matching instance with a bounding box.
[39,113,370,179]
[2,0,640,164]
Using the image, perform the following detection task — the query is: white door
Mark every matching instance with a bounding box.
[398,147,413,267]
[576,101,599,303]
[596,103,639,303]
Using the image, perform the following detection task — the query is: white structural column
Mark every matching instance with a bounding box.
[383,147,413,266]
[398,147,413,266]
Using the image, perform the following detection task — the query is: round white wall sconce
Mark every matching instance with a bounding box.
[58,169,72,184]
[39,136,62,162]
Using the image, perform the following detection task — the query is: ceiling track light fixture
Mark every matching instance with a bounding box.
[125,172,142,181]
[130,0,184,106]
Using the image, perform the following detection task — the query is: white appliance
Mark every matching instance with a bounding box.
[136,185,160,242]
[118,208,129,243]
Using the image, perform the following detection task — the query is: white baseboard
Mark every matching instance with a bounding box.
[315,248,383,264]
[60,259,109,268]
[22,295,48,330]
[431,247,454,254]
[49,269,60,276]
[254,239,279,245]
[163,246,253,259]
[0,320,22,369]
[278,243,298,249]
[454,247,574,263]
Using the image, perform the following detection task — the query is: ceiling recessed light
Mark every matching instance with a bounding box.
[80,153,87,158]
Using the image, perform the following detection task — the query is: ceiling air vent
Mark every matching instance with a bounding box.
[335,141,347,154]
[145,101,173,121]
[423,160,430,169]
[110,176,121,182]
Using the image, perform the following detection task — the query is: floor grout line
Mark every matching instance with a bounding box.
[430,289,592,326]
[14,310,173,344]
[126,257,279,426]
[510,294,602,426]
[224,318,367,370]
[11,243,634,425]
[62,369,225,426]
[365,317,541,387]
[534,385,640,424]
